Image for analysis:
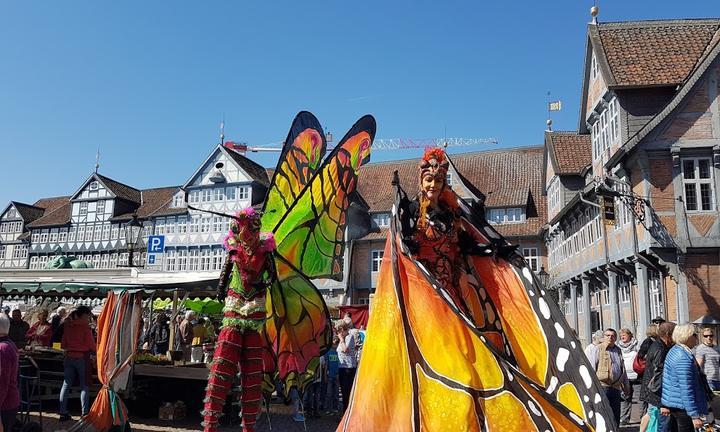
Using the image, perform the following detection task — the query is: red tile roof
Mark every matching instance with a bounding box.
[96,174,141,203]
[596,19,720,87]
[356,146,546,238]
[10,202,46,223]
[545,131,592,175]
[112,186,185,221]
[26,197,71,228]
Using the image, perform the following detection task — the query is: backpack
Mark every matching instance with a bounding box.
[596,344,614,385]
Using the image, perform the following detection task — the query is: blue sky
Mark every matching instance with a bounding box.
[0,1,715,206]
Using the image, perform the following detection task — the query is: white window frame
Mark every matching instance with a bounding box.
[39,230,48,243]
[214,188,224,202]
[49,230,58,243]
[522,247,539,272]
[111,224,119,240]
[96,200,105,214]
[172,194,184,208]
[649,271,664,319]
[79,202,88,216]
[373,213,390,228]
[102,223,110,240]
[682,157,715,212]
[226,187,236,200]
[371,250,384,273]
[238,186,249,200]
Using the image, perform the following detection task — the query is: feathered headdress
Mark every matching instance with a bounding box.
[419,147,449,181]
[223,207,275,253]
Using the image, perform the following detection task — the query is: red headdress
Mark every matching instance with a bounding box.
[223,207,275,255]
[419,147,450,181]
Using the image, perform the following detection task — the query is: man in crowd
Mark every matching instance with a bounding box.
[144,313,170,355]
[588,328,630,428]
[695,327,720,391]
[8,309,28,349]
[179,311,196,362]
[50,306,68,344]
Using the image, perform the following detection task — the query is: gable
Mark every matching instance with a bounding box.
[71,175,115,201]
[183,146,258,188]
[1,204,21,221]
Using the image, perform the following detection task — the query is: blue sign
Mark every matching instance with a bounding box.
[147,235,165,253]
[148,254,156,264]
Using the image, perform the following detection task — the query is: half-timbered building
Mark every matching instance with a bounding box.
[544,17,720,344]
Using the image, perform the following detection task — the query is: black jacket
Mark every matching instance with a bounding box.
[640,339,671,406]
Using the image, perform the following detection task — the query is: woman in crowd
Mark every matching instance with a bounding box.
[695,327,720,391]
[26,309,53,347]
[661,323,708,431]
[618,327,639,425]
[0,314,20,432]
[336,321,357,414]
[59,306,96,421]
[639,321,675,432]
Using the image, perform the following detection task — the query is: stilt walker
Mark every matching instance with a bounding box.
[202,208,275,432]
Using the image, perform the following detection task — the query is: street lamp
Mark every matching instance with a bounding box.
[125,213,144,267]
[538,266,550,287]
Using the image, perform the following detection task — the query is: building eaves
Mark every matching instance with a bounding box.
[9,202,45,222]
[96,174,142,203]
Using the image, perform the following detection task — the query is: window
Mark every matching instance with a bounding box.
[189,249,199,271]
[77,225,85,242]
[213,217,223,232]
[31,231,40,243]
[100,254,109,269]
[58,229,68,243]
[201,217,211,233]
[79,202,88,216]
[214,188,224,202]
[577,295,583,314]
[591,52,598,79]
[619,278,631,303]
[0,245,5,259]
[29,256,39,269]
[110,253,118,268]
[548,177,561,212]
[172,194,184,208]
[649,271,664,319]
[682,158,715,211]
[591,97,620,162]
[202,189,212,202]
[189,191,200,204]
[200,249,211,271]
[371,250,384,272]
[96,200,105,214]
[178,217,188,234]
[212,248,224,270]
[94,224,102,241]
[601,288,610,306]
[166,217,175,234]
[522,247,539,272]
[89,181,98,190]
[111,224,119,240]
[156,218,165,235]
[488,208,524,224]
[177,249,187,271]
[49,230,58,243]
[165,250,176,271]
[238,186,249,200]
[226,187,236,200]
[119,252,129,266]
[373,213,390,228]
[102,223,110,240]
[358,297,370,305]
[39,230,48,243]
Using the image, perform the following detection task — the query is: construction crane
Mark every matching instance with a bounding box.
[224,136,498,154]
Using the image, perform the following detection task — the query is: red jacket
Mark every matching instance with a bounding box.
[61,318,96,359]
[0,337,20,410]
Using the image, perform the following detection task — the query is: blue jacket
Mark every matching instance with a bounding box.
[661,345,708,417]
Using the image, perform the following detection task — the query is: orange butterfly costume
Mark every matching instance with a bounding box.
[338,148,616,432]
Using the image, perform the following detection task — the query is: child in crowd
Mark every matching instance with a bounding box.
[324,336,341,414]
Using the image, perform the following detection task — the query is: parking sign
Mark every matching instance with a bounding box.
[147,235,165,253]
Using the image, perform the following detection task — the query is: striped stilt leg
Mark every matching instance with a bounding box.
[239,329,264,432]
[202,327,243,432]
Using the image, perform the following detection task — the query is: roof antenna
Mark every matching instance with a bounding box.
[220,114,225,146]
[590,2,599,24]
[94,145,101,173]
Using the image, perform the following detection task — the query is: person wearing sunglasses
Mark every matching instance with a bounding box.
[695,327,720,391]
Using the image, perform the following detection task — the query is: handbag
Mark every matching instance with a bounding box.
[633,354,646,377]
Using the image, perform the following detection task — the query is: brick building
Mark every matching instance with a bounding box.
[544,17,720,344]
[348,146,547,304]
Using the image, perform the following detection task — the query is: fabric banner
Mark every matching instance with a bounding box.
[338,305,369,329]
[69,290,142,432]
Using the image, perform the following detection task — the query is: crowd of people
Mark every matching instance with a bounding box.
[0,305,96,430]
[585,317,720,432]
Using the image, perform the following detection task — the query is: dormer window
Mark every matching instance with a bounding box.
[172,194,184,208]
[373,212,390,228]
[488,208,525,224]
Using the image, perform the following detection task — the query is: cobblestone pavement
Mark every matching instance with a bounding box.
[28,404,342,432]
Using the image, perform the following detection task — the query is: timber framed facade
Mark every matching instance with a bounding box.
[544,18,720,345]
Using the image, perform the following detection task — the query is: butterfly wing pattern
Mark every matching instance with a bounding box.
[262,113,376,394]
[339,168,616,431]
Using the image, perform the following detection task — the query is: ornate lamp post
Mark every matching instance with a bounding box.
[125,213,144,267]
